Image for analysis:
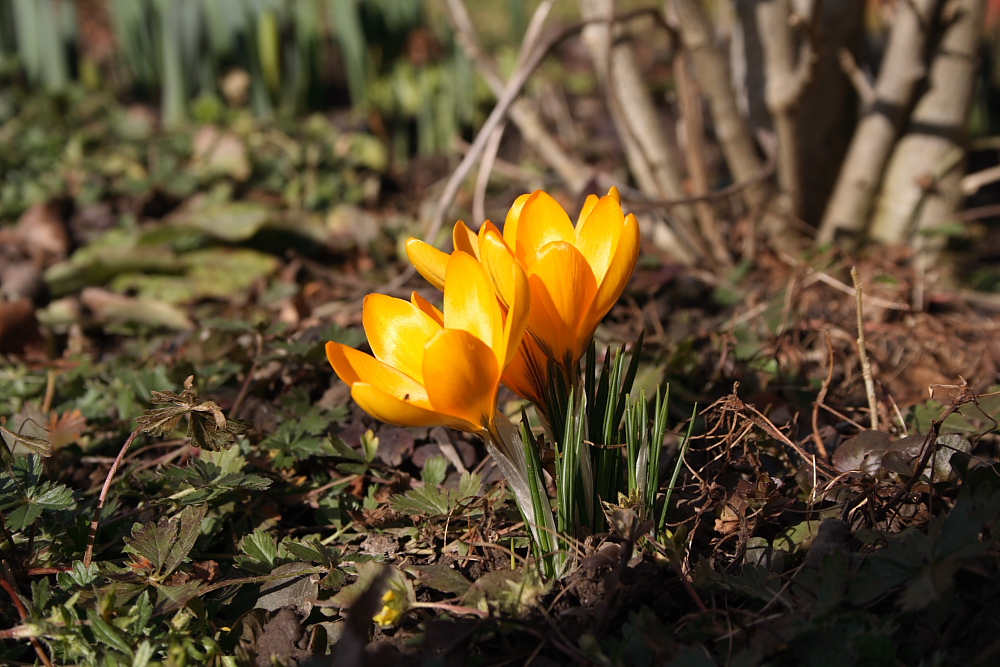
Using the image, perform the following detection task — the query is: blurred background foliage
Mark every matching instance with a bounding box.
[0,0,508,200]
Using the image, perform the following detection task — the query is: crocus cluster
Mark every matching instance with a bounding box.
[327,187,639,435]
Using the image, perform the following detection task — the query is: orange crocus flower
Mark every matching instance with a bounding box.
[326,251,529,436]
[406,188,639,405]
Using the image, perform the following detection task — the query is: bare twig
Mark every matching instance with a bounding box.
[42,369,57,415]
[777,252,910,311]
[580,0,692,222]
[869,0,985,248]
[810,333,834,460]
[961,163,1000,196]
[624,147,778,212]
[472,123,506,225]
[675,49,730,267]
[442,0,589,193]
[851,267,879,431]
[84,426,142,568]
[837,47,876,109]
[669,0,766,210]
[720,388,838,479]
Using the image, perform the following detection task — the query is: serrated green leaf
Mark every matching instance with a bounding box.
[31,578,51,614]
[241,528,278,569]
[422,456,448,486]
[6,504,43,532]
[132,590,153,633]
[390,470,481,518]
[68,561,99,587]
[31,481,74,508]
[281,540,324,563]
[457,471,481,499]
[0,456,74,531]
[123,504,206,579]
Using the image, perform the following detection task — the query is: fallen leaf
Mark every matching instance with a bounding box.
[16,201,70,265]
[81,287,194,330]
[0,298,41,354]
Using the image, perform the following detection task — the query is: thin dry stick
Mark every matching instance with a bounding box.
[675,49,729,267]
[722,391,838,479]
[42,369,57,414]
[427,0,553,239]
[624,146,777,211]
[473,123,506,225]
[851,266,879,431]
[444,0,589,193]
[777,252,909,311]
[837,47,875,109]
[810,332,834,460]
[83,426,142,568]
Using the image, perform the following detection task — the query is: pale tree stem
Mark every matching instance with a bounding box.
[579,0,704,265]
[756,0,817,218]
[818,0,945,244]
[869,0,986,253]
[669,0,766,211]
[675,50,732,267]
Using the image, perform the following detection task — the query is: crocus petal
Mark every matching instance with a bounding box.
[411,292,444,326]
[452,220,479,258]
[587,212,640,333]
[512,191,575,265]
[499,259,530,370]
[351,383,479,432]
[363,293,439,385]
[503,193,531,251]
[501,334,548,405]
[576,194,599,227]
[405,238,448,291]
[326,342,429,404]
[526,242,597,364]
[477,220,502,250]
[479,229,519,309]
[443,251,502,352]
[575,194,625,284]
[422,329,499,431]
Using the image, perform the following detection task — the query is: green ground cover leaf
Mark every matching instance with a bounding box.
[0,454,75,531]
[123,504,207,580]
[238,528,279,573]
[390,458,481,517]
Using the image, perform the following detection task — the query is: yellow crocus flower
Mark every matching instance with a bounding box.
[406,188,639,404]
[326,250,529,435]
